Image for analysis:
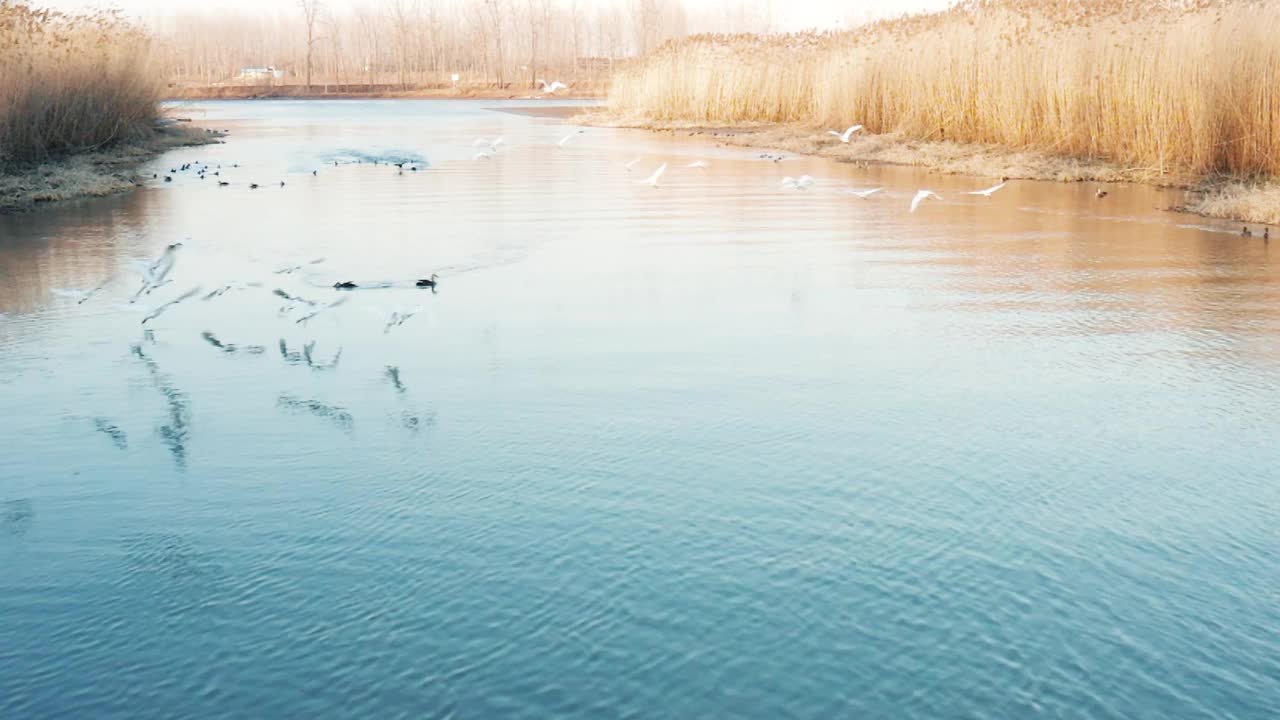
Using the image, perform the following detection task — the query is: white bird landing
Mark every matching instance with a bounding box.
[827,125,864,143]
[910,190,943,213]
[843,187,883,199]
[686,161,709,169]
[965,181,1008,197]
[781,175,816,191]
[639,163,667,188]
[474,149,494,160]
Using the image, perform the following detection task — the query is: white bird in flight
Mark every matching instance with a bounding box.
[129,242,183,302]
[843,187,883,199]
[51,276,111,304]
[686,161,709,169]
[827,125,864,143]
[781,175,816,191]
[473,149,494,160]
[625,157,643,171]
[473,137,504,151]
[965,181,1008,197]
[639,163,667,188]
[541,80,569,93]
[910,190,943,213]
[557,132,581,147]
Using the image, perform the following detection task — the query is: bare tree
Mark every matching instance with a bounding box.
[299,0,323,90]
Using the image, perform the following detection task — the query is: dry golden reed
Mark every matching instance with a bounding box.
[0,1,162,170]
[608,0,1280,180]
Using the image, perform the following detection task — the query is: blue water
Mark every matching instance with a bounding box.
[1,100,1278,719]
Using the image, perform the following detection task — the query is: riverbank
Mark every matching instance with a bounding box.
[169,84,601,101]
[0,125,219,214]
[573,114,1280,227]
[602,0,1280,226]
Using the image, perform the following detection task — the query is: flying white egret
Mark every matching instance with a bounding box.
[129,243,183,302]
[686,161,709,169]
[781,175,816,191]
[474,149,494,160]
[51,276,110,304]
[541,80,569,93]
[625,157,643,171]
[557,132,581,147]
[843,187,883,199]
[827,125,864,143]
[639,163,667,188]
[910,190,942,213]
[965,181,1008,197]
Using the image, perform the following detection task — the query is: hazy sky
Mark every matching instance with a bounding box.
[35,0,956,31]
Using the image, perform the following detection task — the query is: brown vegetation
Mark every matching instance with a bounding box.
[606,0,1280,222]
[0,1,164,171]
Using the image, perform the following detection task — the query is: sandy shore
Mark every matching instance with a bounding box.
[573,110,1279,226]
[0,125,220,214]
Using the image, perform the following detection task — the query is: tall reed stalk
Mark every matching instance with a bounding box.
[609,0,1280,179]
[0,1,163,171]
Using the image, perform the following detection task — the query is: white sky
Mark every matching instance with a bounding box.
[35,0,957,31]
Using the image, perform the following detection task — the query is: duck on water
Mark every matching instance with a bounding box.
[332,275,438,290]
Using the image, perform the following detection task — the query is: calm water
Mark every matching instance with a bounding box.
[1,99,1278,719]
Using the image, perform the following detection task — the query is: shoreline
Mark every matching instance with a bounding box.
[167,85,602,102]
[0,125,221,214]
[573,110,1280,227]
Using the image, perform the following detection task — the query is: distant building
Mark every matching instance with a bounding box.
[235,66,285,82]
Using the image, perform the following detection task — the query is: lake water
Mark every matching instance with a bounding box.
[1,99,1278,719]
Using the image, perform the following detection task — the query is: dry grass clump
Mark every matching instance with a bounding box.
[0,1,163,172]
[609,0,1280,182]
[1184,180,1280,224]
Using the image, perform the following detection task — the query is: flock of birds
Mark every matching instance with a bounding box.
[53,113,1278,332]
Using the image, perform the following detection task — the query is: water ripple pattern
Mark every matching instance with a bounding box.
[0,99,1278,720]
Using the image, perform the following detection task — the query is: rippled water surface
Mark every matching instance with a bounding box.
[2,100,1279,719]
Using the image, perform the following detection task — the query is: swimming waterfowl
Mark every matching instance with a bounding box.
[1096,189,1108,199]
[415,274,439,288]
[1242,226,1252,237]
[218,181,229,187]
[333,281,358,289]
[164,176,172,182]
[249,183,260,190]
[1265,228,1271,241]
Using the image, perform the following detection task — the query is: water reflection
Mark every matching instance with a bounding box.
[0,99,1278,720]
[277,394,354,432]
[131,344,191,471]
[1,499,33,539]
[91,417,129,450]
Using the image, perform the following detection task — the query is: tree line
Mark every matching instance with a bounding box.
[152,0,777,90]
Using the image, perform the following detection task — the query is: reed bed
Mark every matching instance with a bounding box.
[609,0,1280,182]
[0,2,163,172]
